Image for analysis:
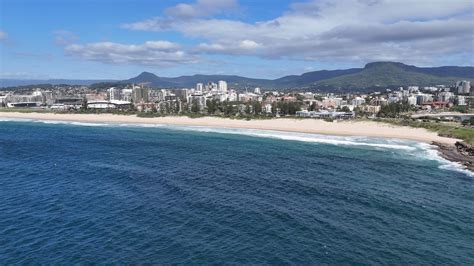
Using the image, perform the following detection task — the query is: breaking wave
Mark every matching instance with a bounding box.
[1,118,472,177]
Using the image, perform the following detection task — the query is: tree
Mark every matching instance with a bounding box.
[377,102,412,118]
[206,99,217,114]
[191,101,199,113]
[451,105,469,113]
[252,101,262,115]
[287,102,302,115]
[341,106,351,112]
[81,98,88,110]
[314,95,323,101]
[309,102,318,111]
[462,117,474,126]
[245,104,252,114]
[271,102,278,115]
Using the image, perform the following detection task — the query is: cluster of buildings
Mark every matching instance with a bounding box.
[185,81,265,112]
[0,80,472,119]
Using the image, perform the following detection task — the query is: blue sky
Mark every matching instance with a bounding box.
[0,0,473,80]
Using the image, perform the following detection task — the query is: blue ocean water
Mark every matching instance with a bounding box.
[0,119,473,264]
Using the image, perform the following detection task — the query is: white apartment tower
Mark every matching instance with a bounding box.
[108,87,121,101]
[196,83,203,92]
[218,80,228,92]
[457,80,470,94]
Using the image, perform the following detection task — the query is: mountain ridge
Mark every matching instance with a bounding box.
[2,62,473,90]
[123,62,474,90]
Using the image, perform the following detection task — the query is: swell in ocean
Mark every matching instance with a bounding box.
[0,117,472,177]
[1,118,473,264]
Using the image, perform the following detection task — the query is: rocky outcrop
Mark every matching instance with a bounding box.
[433,141,474,171]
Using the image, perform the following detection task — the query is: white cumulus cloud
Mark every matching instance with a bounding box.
[64,40,199,66]
[122,0,474,65]
[165,0,238,18]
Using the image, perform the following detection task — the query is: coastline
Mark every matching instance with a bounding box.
[434,141,474,171]
[0,112,459,144]
[2,112,473,173]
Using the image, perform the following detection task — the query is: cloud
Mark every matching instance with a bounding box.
[122,0,238,31]
[64,40,199,66]
[0,30,7,42]
[123,0,474,65]
[53,30,79,46]
[165,0,238,18]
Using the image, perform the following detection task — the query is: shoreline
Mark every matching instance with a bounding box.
[2,112,473,173]
[0,112,459,144]
[434,141,474,171]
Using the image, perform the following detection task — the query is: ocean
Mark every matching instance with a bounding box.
[0,119,473,264]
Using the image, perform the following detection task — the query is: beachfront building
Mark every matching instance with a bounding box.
[7,102,40,108]
[132,86,149,103]
[321,97,343,109]
[187,95,206,111]
[361,105,381,113]
[0,95,8,107]
[351,97,366,106]
[238,92,262,102]
[87,100,132,110]
[263,103,272,114]
[108,87,121,101]
[296,110,354,119]
[121,89,133,102]
[407,96,417,106]
[228,91,238,102]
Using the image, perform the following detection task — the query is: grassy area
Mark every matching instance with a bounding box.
[380,118,474,144]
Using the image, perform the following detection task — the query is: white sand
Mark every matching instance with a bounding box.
[0,112,458,144]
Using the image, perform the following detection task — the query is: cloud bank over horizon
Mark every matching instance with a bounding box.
[1,0,473,79]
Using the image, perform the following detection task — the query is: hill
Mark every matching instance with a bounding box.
[0,79,116,88]
[314,62,472,89]
[123,62,473,90]
[123,72,273,89]
[2,62,473,91]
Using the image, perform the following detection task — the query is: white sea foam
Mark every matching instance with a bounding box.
[117,123,165,128]
[0,118,34,123]
[1,118,472,176]
[169,126,417,151]
[413,142,474,177]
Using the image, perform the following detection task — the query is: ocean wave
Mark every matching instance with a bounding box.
[1,117,472,176]
[169,126,474,176]
[169,126,417,151]
[413,143,474,177]
[0,118,165,128]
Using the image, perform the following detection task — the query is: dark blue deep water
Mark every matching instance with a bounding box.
[0,120,473,264]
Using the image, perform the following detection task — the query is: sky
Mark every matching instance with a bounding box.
[0,0,473,80]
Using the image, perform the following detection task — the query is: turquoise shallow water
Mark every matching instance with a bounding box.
[0,120,473,264]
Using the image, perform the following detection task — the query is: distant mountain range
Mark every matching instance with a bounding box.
[2,62,473,91]
[0,79,116,88]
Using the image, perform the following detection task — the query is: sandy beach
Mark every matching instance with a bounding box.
[0,112,459,144]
